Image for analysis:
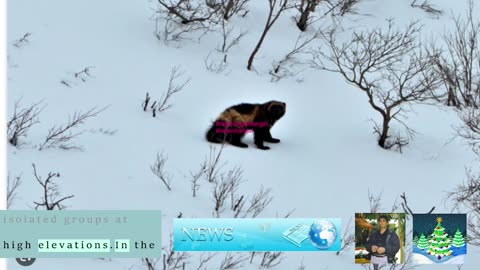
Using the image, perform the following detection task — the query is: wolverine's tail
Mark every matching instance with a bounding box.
[206,123,226,143]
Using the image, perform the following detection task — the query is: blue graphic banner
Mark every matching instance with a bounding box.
[173,218,341,251]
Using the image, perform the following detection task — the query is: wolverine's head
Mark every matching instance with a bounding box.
[265,101,286,120]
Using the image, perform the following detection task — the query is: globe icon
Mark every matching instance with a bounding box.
[309,219,338,249]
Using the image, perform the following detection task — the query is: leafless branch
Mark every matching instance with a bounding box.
[163,233,192,270]
[204,144,226,183]
[336,217,355,255]
[410,0,443,18]
[158,66,190,112]
[32,163,74,210]
[368,189,383,213]
[153,0,223,45]
[219,253,248,269]
[190,159,207,197]
[294,0,322,31]
[400,192,434,219]
[143,92,152,111]
[259,251,285,268]
[212,166,243,217]
[7,173,22,209]
[311,19,442,149]
[204,51,229,73]
[334,0,364,17]
[151,151,173,191]
[207,0,250,20]
[74,66,95,79]
[428,0,479,107]
[195,253,216,270]
[244,186,273,218]
[7,98,45,147]
[455,106,480,155]
[142,258,160,270]
[247,0,294,70]
[446,168,480,245]
[270,30,321,82]
[218,19,247,54]
[13,32,32,48]
[38,106,108,151]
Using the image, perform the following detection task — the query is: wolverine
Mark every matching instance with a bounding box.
[205,100,286,150]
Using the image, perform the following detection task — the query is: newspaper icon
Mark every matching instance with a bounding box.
[282,224,310,247]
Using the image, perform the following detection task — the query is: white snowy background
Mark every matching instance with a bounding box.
[6,0,480,269]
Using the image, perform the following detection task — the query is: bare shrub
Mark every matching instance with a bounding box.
[74,66,95,82]
[190,160,207,197]
[153,0,222,44]
[270,31,321,82]
[13,32,32,48]
[428,0,479,107]
[157,0,222,24]
[204,144,226,183]
[38,106,108,151]
[60,66,95,87]
[32,163,74,210]
[311,19,442,150]
[151,151,173,191]
[294,0,322,32]
[247,0,294,70]
[212,166,243,217]
[142,92,160,117]
[259,251,285,268]
[219,253,248,269]
[7,173,22,209]
[143,92,152,112]
[142,258,160,270]
[244,186,273,218]
[410,0,443,18]
[7,98,45,147]
[455,107,480,154]
[207,0,250,20]
[368,189,383,213]
[334,0,363,17]
[216,19,247,54]
[163,234,192,270]
[400,192,435,217]
[205,19,246,73]
[231,185,274,218]
[446,168,480,246]
[336,217,355,255]
[204,51,229,73]
[158,66,190,112]
[195,253,216,269]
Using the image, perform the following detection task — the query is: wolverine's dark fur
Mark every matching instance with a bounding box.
[206,100,286,150]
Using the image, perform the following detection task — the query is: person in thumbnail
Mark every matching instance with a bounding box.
[366,215,400,269]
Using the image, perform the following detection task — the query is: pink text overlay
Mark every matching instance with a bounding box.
[215,128,254,134]
[215,121,268,128]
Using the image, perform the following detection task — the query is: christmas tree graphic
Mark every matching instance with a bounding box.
[417,233,428,249]
[413,235,419,245]
[452,229,466,248]
[413,214,467,264]
[427,217,452,259]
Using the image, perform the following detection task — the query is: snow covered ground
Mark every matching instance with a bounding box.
[5,0,480,269]
[413,254,467,265]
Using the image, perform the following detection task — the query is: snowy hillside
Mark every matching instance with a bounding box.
[6,0,480,269]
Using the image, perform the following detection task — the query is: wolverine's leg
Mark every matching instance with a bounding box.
[264,128,280,143]
[230,133,248,148]
[253,128,270,150]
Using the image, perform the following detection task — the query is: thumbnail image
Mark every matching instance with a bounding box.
[412,214,467,264]
[282,219,338,249]
[355,213,406,267]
